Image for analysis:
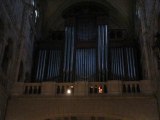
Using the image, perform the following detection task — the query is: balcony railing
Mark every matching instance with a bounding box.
[12,80,153,96]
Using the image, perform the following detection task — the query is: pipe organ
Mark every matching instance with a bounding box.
[35,50,47,81]
[35,49,62,82]
[47,50,62,80]
[109,47,139,80]
[63,26,75,82]
[75,48,96,81]
[31,10,141,82]
[98,25,108,81]
[33,39,140,82]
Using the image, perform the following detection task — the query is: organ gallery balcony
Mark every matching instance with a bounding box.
[12,80,153,96]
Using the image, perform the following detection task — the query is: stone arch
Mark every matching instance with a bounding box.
[46,0,129,31]
[62,1,108,17]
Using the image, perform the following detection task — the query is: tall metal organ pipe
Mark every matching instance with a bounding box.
[98,25,101,81]
[63,27,68,81]
[66,27,71,81]
[70,27,74,81]
[63,26,75,82]
[36,50,42,81]
[98,25,108,81]
[102,25,104,81]
[104,25,108,80]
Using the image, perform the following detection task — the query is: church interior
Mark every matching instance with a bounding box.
[0,0,160,120]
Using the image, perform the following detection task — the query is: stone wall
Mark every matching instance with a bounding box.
[5,95,159,120]
[135,0,160,117]
[6,80,157,120]
[0,86,8,120]
[0,0,36,119]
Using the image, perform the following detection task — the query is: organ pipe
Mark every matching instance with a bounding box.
[63,26,75,82]
[131,48,136,79]
[51,51,54,78]
[85,49,87,81]
[75,49,96,81]
[42,51,46,81]
[76,50,79,80]
[90,50,92,81]
[98,26,101,81]
[69,27,73,81]
[39,50,43,80]
[121,48,125,78]
[67,26,70,81]
[39,51,43,80]
[66,27,70,81]
[129,48,134,79]
[55,51,58,78]
[114,48,117,79]
[109,46,138,80]
[47,50,51,79]
[116,48,120,79]
[53,50,56,79]
[101,26,104,81]
[113,49,115,79]
[115,48,118,79]
[112,49,114,79]
[118,48,122,79]
[63,27,68,81]
[76,51,78,80]
[93,49,96,81]
[115,48,119,79]
[92,50,94,81]
[70,27,74,81]
[126,48,130,79]
[84,49,86,80]
[82,49,84,80]
[98,25,108,81]
[36,50,41,80]
[104,25,108,80]
[50,51,53,78]
[79,50,81,80]
[80,49,83,80]
[128,48,132,79]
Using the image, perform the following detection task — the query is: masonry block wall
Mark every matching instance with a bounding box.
[0,0,36,119]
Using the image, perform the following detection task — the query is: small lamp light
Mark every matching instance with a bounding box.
[67,89,71,94]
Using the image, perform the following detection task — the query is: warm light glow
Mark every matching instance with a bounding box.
[90,86,93,88]
[98,86,103,93]
[67,89,71,94]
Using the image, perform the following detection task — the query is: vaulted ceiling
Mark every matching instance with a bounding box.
[39,0,134,32]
